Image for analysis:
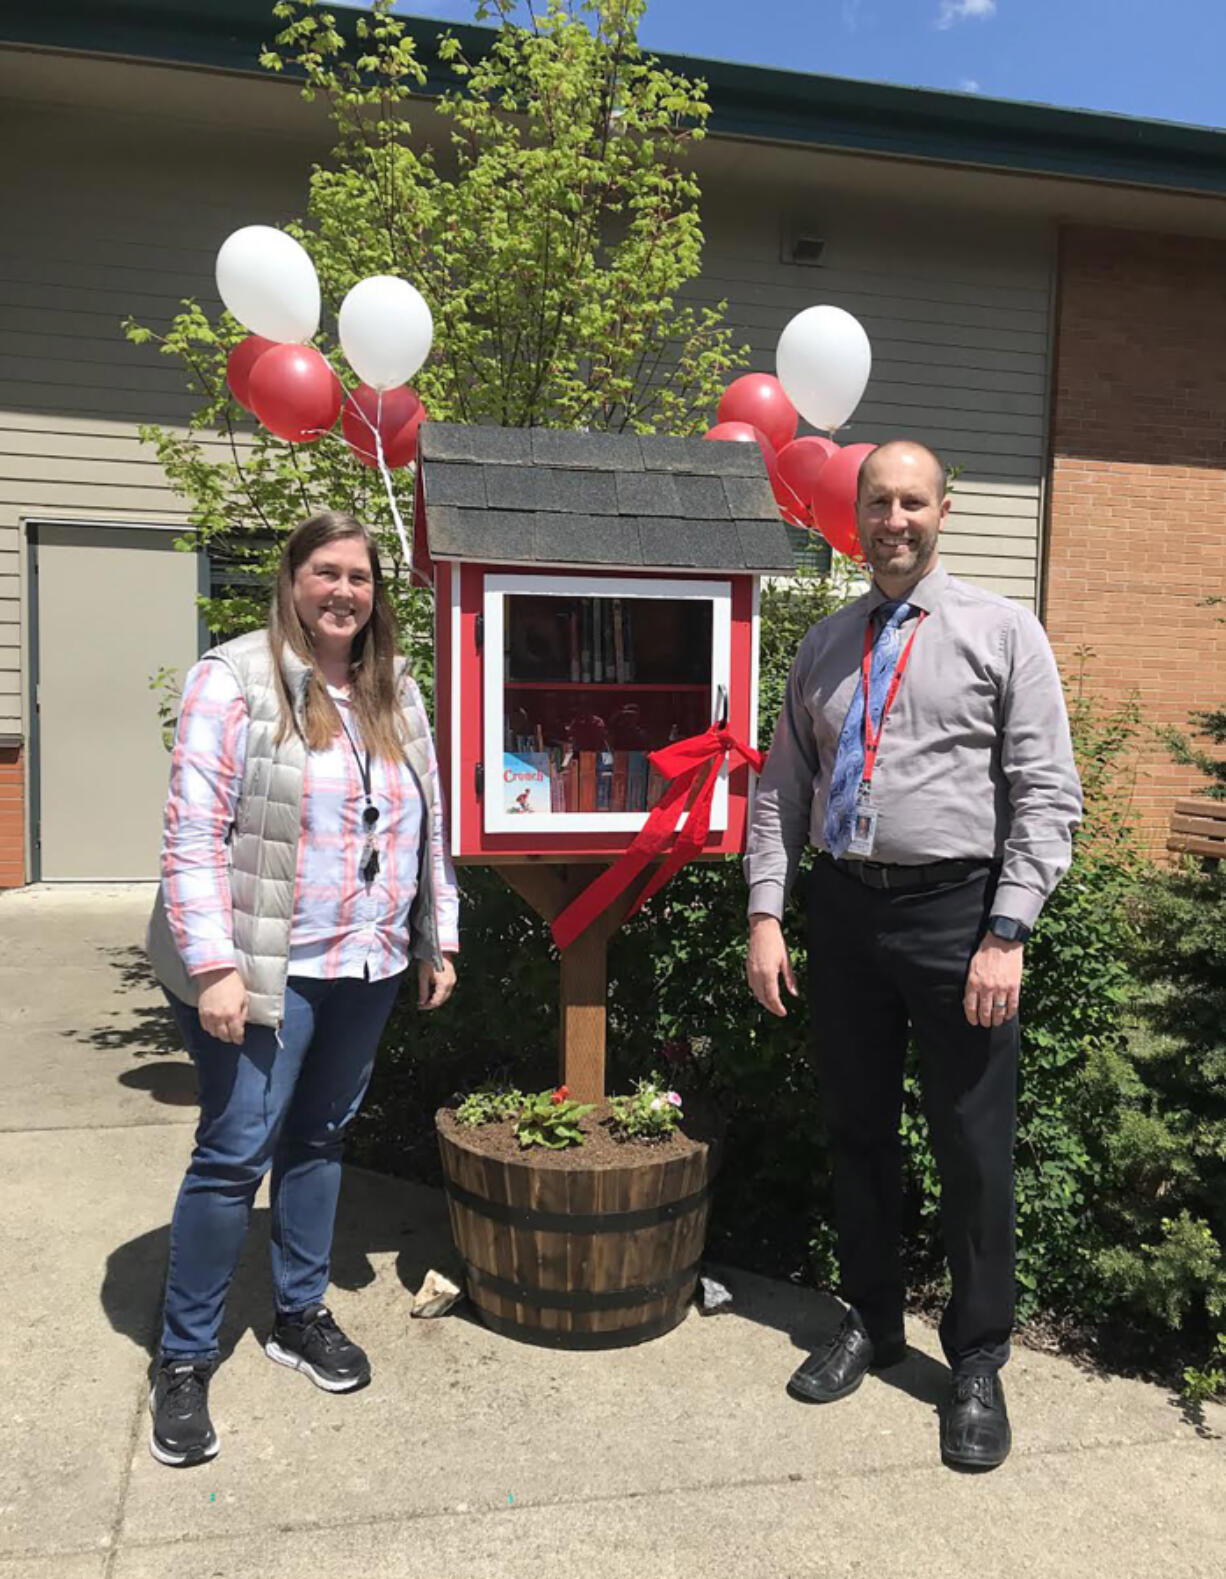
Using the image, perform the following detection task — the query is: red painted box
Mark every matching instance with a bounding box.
[414,425,795,864]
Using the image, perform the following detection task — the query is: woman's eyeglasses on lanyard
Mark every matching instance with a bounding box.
[339,712,380,884]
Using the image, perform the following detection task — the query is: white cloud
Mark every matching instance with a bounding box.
[961,78,982,92]
[842,0,863,30]
[937,0,997,29]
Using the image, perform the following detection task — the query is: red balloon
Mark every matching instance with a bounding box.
[226,335,276,413]
[342,383,426,470]
[249,344,342,444]
[770,469,807,527]
[717,373,798,454]
[776,436,840,527]
[811,442,877,558]
[704,420,778,472]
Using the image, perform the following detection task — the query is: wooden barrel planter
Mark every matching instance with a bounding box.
[437,1114,720,1349]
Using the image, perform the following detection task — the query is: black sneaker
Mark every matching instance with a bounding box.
[265,1303,371,1393]
[149,1359,219,1467]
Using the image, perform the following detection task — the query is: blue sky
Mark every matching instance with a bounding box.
[392,1,1226,128]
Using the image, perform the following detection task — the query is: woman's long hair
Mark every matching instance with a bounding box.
[267,511,408,759]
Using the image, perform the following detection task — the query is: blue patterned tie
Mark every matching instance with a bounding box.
[823,600,914,859]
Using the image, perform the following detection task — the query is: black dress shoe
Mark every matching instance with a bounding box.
[941,1372,1011,1470]
[787,1311,908,1404]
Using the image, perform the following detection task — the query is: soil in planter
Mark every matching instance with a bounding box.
[437,1095,725,1169]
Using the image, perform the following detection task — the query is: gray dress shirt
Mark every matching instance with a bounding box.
[744,563,1082,929]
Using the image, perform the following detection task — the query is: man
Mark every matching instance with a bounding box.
[744,440,1081,1471]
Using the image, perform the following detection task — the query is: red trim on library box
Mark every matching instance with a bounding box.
[436,563,758,862]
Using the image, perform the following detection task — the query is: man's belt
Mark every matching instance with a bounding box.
[826,854,996,891]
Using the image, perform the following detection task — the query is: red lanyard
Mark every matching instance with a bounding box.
[860,609,927,789]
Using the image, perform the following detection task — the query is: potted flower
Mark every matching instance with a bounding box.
[437,981,724,1351]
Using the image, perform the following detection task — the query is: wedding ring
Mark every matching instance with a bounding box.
[992,998,1007,1008]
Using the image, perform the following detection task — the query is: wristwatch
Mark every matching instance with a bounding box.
[987,914,1031,944]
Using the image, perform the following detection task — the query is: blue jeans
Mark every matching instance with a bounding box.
[160,972,404,1361]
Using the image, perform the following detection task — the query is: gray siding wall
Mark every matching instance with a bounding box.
[0,69,1055,744]
[698,187,1053,605]
[0,87,327,738]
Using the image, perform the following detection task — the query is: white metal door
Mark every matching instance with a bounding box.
[31,523,206,880]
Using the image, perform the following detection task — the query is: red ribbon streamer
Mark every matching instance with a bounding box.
[550,726,767,953]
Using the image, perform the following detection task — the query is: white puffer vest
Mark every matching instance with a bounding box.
[146,630,443,1028]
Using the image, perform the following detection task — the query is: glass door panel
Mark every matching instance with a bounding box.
[483,575,731,833]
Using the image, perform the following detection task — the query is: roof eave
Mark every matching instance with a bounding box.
[427,551,778,575]
[6,2,1226,199]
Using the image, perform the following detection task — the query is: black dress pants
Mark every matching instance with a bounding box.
[806,855,1020,1374]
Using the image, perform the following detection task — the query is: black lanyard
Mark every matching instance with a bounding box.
[337,709,380,881]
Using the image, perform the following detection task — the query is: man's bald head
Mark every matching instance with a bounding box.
[854,438,951,593]
[856,440,947,502]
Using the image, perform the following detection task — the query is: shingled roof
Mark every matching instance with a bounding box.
[415,423,796,574]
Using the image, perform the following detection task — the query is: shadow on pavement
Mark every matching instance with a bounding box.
[101,1167,461,1364]
[1172,1390,1223,1442]
[118,1062,198,1106]
[64,945,181,1057]
[703,1262,950,1412]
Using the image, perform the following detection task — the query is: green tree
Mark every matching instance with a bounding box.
[1157,594,1225,799]
[1103,611,1226,1395]
[124,0,745,656]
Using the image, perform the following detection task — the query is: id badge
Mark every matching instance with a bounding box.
[846,789,879,859]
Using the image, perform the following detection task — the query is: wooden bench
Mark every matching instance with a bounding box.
[1168,796,1226,866]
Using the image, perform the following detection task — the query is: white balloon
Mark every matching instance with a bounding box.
[338,276,434,392]
[775,305,872,433]
[215,226,320,344]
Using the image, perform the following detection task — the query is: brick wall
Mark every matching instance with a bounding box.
[1045,226,1226,854]
[0,746,26,887]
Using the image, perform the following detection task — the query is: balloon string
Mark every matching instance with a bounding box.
[342,389,422,589]
[370,390,415,582]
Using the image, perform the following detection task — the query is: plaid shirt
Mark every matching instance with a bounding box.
[162,658,459,982]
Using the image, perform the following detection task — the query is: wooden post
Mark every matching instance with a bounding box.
[499,862,647,1105]
[557,921,609,1105]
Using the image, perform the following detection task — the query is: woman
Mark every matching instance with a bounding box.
[145,509,458,1468]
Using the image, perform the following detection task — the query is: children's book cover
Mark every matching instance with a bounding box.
[503,751,552,814]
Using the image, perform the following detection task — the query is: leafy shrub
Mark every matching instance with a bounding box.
[1101,859,1226,1387]
[1089,670,1226,1392]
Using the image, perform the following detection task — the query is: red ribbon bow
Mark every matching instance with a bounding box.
[550,725,767,953]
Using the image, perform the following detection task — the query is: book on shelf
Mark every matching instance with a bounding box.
[611,751,628,812]
[548,747,567,812]
[569,610,580,683]
[502,751,552,815]
[578,750,598,812]
[626,750,648,813]
[593,597,604,683]
[612,598,626,683]
[595,748,615,811]
[580,601,592,684]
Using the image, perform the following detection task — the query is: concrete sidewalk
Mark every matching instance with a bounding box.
[1,885,1222,1579]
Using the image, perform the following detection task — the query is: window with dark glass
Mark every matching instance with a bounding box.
[499,594,713,815]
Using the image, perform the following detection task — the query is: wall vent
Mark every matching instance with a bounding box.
[781,224,826,267]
